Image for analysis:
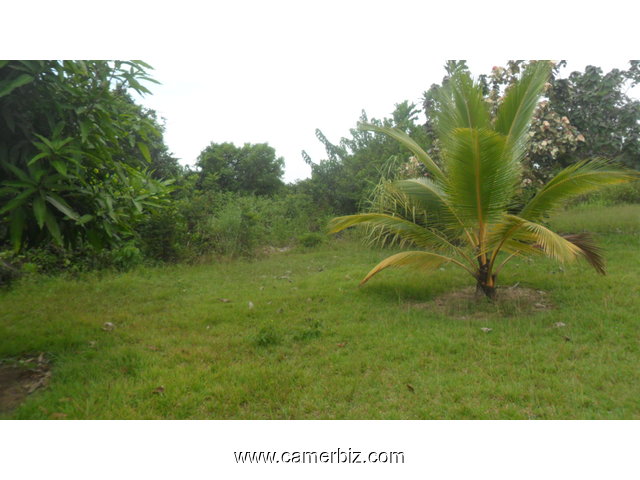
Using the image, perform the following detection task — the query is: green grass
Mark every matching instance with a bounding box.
[1,205,639,419]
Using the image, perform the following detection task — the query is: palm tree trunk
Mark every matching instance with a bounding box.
[476,263,497,300]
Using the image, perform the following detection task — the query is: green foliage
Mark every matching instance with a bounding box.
[302,103,432,214]
[0,60,174,252]
[136,207,183,262]
[297,232,325,248]
[110,242,144,271]
[425,61,586,200]
[196,142,284,196]
[330,62,637,298]
[135,187,326,262]
[550,61,640,169]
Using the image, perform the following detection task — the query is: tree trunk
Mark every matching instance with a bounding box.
[476,263,497,300]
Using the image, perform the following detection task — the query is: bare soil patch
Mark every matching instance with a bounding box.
[409,285,553,319]
[0,353,51,414]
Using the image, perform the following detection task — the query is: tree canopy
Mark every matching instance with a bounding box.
[0,60,174,251]
[196,142,284,196]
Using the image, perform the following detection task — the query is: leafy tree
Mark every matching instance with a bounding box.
[424,61,586,195]
[196,142,284,195]
[0,60,173,251]
[549,62,640,169]
[329,62,637,299]
[302,102,431,214]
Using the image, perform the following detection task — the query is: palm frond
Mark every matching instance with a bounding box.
[563,232,605,274]
[520,159,639,221]
[389,177,462,230]
[488,214,606,274]
[358,123,444,182]
[435,72,490,154]
[360,250,457,285]
[494,61,552,162]
[328,213,458,253]
[443,128,518,226]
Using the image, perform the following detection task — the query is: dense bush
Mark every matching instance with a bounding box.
[297,232,326,248]
[0,241,145,286]
[135,190,329,262]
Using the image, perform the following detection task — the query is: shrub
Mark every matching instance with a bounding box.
[110,242,144,271]
[137,208,184,262]
[297,232,325,248]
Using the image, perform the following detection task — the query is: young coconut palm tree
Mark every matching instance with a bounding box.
[328,61,638,299]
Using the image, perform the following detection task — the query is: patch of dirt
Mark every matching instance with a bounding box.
[0,353,51,414]
[409,285,553,319]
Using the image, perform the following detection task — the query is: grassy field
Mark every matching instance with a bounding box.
[1,204,639,419]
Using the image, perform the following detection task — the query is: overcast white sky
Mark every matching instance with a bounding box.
[6,1,640,183]
[137,58,636,183]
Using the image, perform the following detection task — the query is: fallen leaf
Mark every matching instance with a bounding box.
[219,298,231,303]
[88,341,97,348]
[152,386,165,395]
[102,322,115,331]
[406,384,415,393]
[563,336,571,342]
[337,342,347,348]
[248,301,254,309]
[480,327,493,333]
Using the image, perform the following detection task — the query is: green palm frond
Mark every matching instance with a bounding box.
[328,213,460,254]
[520,159,639,221]
[358,123,444,181]
[488,214,605,273]
[389,177,463,231]
[435,71,490,145]
[360,250,460,285]
[494,61,553,162]
[443,128,517,226]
